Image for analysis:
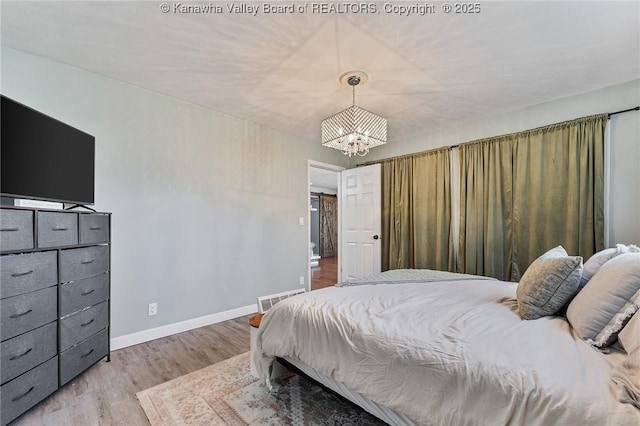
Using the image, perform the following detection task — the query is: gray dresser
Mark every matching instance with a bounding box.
[0,207,111,425]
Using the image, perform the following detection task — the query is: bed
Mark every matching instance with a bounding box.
[253,253,640,426]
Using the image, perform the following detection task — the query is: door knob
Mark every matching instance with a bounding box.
[373,235,380,240]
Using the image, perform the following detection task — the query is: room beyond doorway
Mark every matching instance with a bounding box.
[311,256,338,290]
[309,163,342,290]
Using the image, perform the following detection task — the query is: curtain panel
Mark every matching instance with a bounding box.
[511,115,606,279]
[381,148,453,271]
[456,114,607,281]
[457,137,516,281]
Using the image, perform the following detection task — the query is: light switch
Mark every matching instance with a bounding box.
[299,217,304,226]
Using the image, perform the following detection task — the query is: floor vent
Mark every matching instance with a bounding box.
[257,288,306,313]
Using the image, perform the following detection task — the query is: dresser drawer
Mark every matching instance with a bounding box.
[79,214,110,244]
[59,300,108,352]
[37,211,78,248]
[0,209,34,252]
[0,251,58,299]
[1,322,57,385]
[60,327,108,386]
[0,356,58,426]
[60,245,109,283]
[0,286,57,342]
[60,273,109,318]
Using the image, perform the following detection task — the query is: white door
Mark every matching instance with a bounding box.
[341,164,382,280]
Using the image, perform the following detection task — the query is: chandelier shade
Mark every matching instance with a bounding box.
[321,74,387,157]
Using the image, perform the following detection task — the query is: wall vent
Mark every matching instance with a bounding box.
[257,288,306,313]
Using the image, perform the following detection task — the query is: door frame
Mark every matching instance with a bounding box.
[308,160,345,291]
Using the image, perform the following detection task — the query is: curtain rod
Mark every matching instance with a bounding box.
[363,110,637,159]
[447,109,638,149]
[609,106,639,117]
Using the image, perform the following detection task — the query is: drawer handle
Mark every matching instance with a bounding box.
[9,348,33,361]
[9,309,33,319]
[11,386,35,402]
[89,226,102,230]
[81,259,95,265]
[80,348,95,359]
[1,227,20,232]
[81,318,95,327]
[53,227,69,231]
[81,289,96,296]
[11,270,34,277]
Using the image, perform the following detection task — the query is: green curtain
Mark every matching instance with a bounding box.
[457,137,516,280]
[511,115,606,279]
[457,114,607,281]
[381,148,452,271]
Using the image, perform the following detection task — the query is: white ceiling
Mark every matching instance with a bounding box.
[1,1,639,143]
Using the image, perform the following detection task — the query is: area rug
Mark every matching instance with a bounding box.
[136,352,387,425]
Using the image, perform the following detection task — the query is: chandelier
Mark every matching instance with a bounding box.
[321,73,387,157]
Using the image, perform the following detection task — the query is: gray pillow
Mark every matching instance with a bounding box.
[580,244,640,289]
[580,248,618,289]
[567,252,640,348]
[516,246,583,320]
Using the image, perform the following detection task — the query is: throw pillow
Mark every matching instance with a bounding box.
[516,246,583,320]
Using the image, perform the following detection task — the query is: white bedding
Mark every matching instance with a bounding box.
[254,276,640,425]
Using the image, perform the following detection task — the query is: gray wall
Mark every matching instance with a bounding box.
[2,47,348,338]
[355,79,640,246]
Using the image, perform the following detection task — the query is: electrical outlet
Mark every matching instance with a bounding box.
[299,276,305,286]
[148,303,157,316]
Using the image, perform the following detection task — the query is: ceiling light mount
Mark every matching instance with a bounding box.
[339,70,369,87]
[347,75,361,87]
[322,71,387,157]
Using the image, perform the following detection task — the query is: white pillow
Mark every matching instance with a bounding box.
[580,244,640,289]
[567,252,640,348]
[618,243,640,253]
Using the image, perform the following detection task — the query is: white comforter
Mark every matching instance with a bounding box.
[254,276,640,425]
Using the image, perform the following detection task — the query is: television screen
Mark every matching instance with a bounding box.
[1,96,95,205]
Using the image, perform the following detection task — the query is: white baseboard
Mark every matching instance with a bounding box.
[110,304,257,351]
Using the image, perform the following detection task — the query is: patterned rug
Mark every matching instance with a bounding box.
[136,352,387,425]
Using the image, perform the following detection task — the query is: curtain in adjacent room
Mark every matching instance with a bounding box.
[381,148,452,271]
[319,194,338,257]
[456,114,607,281]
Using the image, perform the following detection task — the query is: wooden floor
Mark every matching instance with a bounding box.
[13,316,252,426]
[311,256,338,290]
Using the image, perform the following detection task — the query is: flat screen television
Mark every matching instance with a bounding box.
[1,96,95,205]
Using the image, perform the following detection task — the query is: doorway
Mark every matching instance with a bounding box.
[309,162,342,290]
